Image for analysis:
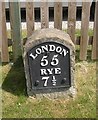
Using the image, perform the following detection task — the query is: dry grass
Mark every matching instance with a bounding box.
[2,59,96,118]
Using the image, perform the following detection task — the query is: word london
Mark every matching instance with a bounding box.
[30,44,69,60]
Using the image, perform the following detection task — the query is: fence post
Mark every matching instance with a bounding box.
[80,2,91,60]
[41,0,49,28]
[0,2,9,62]
[92,2,98,60]
[54,1,62,30]
[9,2,22,62]
[68,1,76,44]
[26,2,35,38]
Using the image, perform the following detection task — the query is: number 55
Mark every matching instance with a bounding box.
[41,54,59,67]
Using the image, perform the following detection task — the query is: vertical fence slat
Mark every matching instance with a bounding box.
[92,2,98,60]
[80,2,91,60]
[1,2,9,62]
[9,2,22,62]
[41,0,49,29]
[0,2,1,61]
[26,2,34,38]
[54,2,62,30]
[68,2,76,44]
[96,1,98,60]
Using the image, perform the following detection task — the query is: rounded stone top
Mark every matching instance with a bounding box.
[24,28,75,52]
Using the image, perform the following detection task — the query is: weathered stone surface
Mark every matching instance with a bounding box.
[23,28,76,99]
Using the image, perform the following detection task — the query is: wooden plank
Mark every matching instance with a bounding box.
[80,2,91,60]
[26,2,35,38]
[0,2,2,62]
[9,2,22,62]
[96,1,98,60]
[92,2,98,60]
[54,1,62,30]
[67,2,76,44]
[40,0,49,28]
[1,2,9,62]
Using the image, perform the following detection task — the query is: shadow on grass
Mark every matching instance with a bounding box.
[2,57,27,96]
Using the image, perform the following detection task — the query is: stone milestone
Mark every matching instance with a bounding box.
[24,28,76,99]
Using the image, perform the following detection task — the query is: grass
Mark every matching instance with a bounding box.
[1,56,96,118]
[1,29,96,118]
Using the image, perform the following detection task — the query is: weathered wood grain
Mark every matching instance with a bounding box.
[54,2,62,30]
[40,0,49,28]
[68,2,76,44]
[80,2,91,60]
[1,2,9,62]
[26,2,35,37]
[92,2,98,60]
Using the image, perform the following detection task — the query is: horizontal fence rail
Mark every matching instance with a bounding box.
[1,1,97,62]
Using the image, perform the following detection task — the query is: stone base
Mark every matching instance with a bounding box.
[27,86,77,100]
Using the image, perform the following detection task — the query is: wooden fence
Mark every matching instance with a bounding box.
[1,1,98,62]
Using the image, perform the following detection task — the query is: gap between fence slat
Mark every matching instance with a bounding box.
[80,2,91,60]
[54,2,62,30]
[26,2,35,38]
[67,2,76,44]
[1,2,9,62]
